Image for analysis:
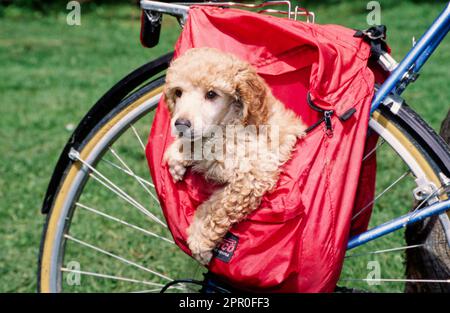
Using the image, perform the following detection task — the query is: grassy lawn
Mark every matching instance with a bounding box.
[0,1,448,292]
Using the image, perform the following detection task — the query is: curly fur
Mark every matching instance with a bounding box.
[163,47,306,264]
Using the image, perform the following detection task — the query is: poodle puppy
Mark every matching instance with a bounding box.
[163,47,306,265]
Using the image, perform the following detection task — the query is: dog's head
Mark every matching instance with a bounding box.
[164,47,270,140]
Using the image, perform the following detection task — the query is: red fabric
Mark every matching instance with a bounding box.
[146,6,378,292]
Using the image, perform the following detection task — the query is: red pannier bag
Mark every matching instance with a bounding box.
[146,6,381,292]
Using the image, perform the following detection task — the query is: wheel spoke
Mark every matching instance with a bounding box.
[352,170,411,221]
[60,268,187,292]
[70,149,167,228]
[345,240,448,258]
[64,234,173,282]
[108,147,160,205]
[345,244,425,258]
[102,158,155,188]
[131,124,146,151]
[89,173,166,228]
[60,268,165,287]
[362,138,385,161]
[75,202,174,244]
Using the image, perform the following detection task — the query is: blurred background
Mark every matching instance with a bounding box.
[0,0,449,292]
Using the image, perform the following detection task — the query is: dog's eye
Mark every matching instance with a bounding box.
[174,89,182,98]
[205,90,218,100]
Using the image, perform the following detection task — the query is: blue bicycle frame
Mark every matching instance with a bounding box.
[347,3,450,250]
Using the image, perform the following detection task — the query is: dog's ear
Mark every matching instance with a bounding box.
[163,86,175,113]
[235,67,270,127]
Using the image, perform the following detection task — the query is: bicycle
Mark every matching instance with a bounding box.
[38,1,450,293]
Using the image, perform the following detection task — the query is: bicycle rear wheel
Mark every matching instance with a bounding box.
[339,106,450,292]
[38,64,450,293]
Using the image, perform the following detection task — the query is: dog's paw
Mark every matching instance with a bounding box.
[191,248,213,266]
[187,223,215,265]
[164,146,189,182]
[167,159,187,182]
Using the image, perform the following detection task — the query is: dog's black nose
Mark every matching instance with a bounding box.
[174,118,191,131]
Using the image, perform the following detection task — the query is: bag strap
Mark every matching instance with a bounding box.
[354,25,389,61]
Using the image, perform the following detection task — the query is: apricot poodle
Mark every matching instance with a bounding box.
[163,47,306,264]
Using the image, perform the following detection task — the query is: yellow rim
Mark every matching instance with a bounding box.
[39,86,163,292]
[39,99,447,292]
[372,111,447,203]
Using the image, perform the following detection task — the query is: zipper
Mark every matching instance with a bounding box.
[324,110,334,137]
[307,92,334,137]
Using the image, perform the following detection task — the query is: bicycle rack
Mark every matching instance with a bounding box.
[140,1,315,26]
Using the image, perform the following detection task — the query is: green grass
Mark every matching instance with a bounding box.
[0,1,448,292]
